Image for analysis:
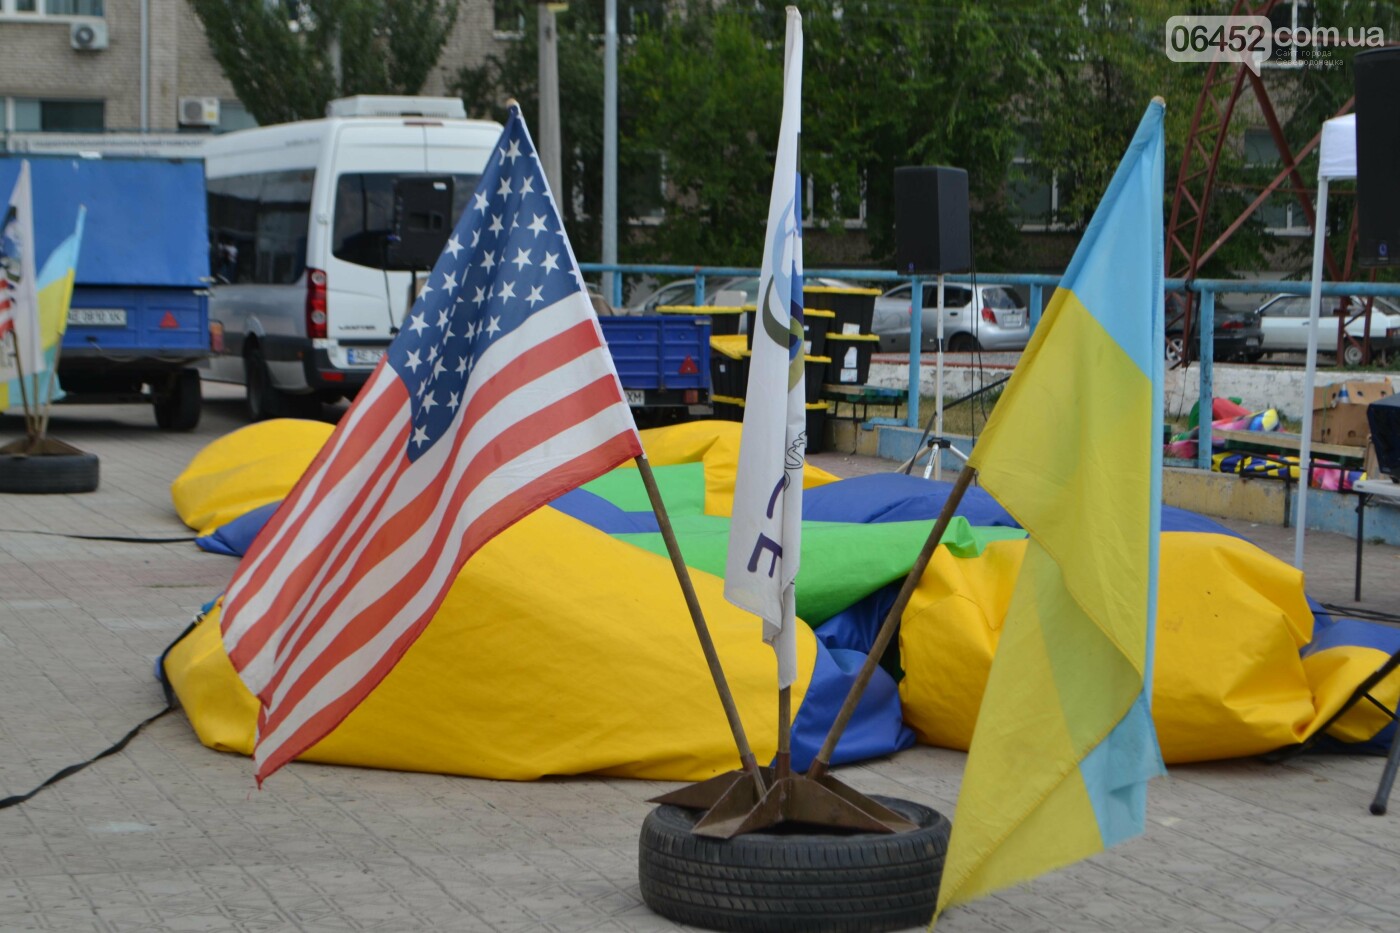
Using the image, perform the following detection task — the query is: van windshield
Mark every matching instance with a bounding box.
[332,172,481,270]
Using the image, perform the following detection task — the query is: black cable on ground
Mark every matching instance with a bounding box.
[0,612,203,810]
[0,528,197,544]
[1321,603,1400,626]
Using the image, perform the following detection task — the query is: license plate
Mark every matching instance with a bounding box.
[1006,313,1024,326]
[347,348,386,366]
[68,308,126,327]
[1246,338,1260,347]
[625,389,645,406]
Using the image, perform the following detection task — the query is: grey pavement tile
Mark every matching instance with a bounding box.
[5,388,1400,931]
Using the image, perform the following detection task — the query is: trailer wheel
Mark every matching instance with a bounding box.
[0,453,100,494]
[154,368,202,432]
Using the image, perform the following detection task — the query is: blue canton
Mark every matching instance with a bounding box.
[388,108,584,461]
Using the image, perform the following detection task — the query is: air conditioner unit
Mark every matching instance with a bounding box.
[70,20,108,51]
[178,97,221,127]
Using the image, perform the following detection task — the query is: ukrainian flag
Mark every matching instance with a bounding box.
[0,207,84,410]
[937,100,1167,915]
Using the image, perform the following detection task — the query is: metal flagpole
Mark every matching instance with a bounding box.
[9,330,36,440]
[806,464,976,780]
[934,273,945,480]
[635,454,767,797]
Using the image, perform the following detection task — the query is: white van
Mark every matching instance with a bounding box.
[202,96,502,419]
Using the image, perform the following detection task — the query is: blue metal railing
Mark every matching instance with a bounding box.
[578,262,1400,471]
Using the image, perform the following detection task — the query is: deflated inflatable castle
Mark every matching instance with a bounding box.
[163,419,1400,781]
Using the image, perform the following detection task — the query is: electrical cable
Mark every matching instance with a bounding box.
[0,611,203,810]
[0,527,196,543]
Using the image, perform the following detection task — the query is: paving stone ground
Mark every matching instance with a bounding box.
[2,385,1399,932]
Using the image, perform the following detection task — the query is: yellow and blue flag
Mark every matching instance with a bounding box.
[937,100,1167,916]
[0,205,84,410]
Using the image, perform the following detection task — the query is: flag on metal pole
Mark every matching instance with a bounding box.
[724,5,805,689]
[0,161,41,376]
[937,99,1168,916]
[219,106,643,784]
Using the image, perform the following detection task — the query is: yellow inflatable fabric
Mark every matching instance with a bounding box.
[164,504,815,781]
[633,420,839,516]
[1304,644,1400,745]
[901,532,1337,764]
[170,419,334,536]
[170,418,839,538]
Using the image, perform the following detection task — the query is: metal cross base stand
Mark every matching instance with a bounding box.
[650,763,918,838]
[654,466,979,840]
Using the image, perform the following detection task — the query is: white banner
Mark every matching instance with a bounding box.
[724,7,805,688]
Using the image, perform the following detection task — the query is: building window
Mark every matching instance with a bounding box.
[1243,127,1309,235]
[493,0,526,36]
[9,98,105,133]
[1009,159,1064,230]
[2,0,104,15]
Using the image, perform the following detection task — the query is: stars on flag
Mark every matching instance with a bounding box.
[386,113,585,461]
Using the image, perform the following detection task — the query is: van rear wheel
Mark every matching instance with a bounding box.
[245,345,322,421]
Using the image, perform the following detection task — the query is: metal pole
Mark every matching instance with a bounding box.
[139,0,149,132]
[807,464,976,779]
[1295,175,1330,569]
[537,5,564,205]
[934,273,945,481]
[1195,289,1216,472]
[906,275,922,428]
[602,0,618,306]
[635,455,767,797]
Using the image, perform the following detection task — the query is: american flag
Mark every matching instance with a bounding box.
[219,107,643,783]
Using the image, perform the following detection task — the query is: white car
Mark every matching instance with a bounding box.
[626,278,707,314]
[1254,294,1400,365]
[872,283,1029,352]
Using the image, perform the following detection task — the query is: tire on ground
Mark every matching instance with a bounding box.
[638,794,948,933]
[0,452,100,494]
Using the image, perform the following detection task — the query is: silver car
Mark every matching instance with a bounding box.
[705,275,862,306]
[872,283,1029,352]
[1255,294,1400,365]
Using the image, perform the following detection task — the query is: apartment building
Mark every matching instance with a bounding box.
[0,0,500,152]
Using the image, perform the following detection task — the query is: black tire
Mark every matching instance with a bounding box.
[1166,334,1186,366]
[0,453,99,494]
[638,794,948,933]
[947,333,978,353]
[244,345,320,421]
[153,368,202,432]
[244,344,281,422]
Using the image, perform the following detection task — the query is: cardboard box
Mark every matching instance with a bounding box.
[1312,379,1393,447]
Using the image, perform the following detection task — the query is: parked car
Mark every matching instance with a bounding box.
[1165,295,1264,365]
[871,283,1028,352]
[1253,293,1400,365]
[627,278,707,315]
[705,275,862,307]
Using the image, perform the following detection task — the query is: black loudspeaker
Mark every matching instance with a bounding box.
[893,166,971,275]
[1355,48,1400,268]
[389,176,455,269]
[1368,394,1400,481]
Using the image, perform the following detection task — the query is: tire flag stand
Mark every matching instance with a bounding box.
[650,465,978,838]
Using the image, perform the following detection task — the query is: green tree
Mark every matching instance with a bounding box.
[188,0,458,126]
[454,3,610,260]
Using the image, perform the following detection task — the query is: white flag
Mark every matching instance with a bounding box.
[0,161,42,380]
[724,6,805,689]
